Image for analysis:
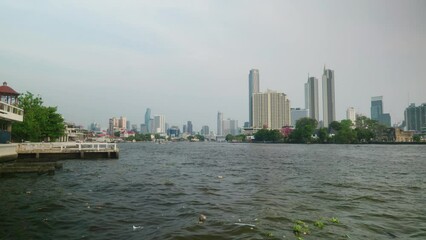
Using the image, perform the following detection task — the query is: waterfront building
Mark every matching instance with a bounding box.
[346,107,356,123]
[249,69,260,127]
[183,124,187,134]
[126,120,131,131]
[0,82,23,143]
[404,103,426,132]
[167,126,180,137]
[371,96,391,127]
[217,112,223,136]
[144,108,151,133]
[201,125,210,136]
[223,119,239,136]
[252,90,291,130]
[305,76,319,121]
[154,115,165,133]
[322,66,336,128]
[291,108,309,127]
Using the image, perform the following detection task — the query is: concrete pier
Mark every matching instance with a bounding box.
[0,144,18,162]
[17,142,119,160]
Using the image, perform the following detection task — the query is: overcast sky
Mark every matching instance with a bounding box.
[1,0,425,131]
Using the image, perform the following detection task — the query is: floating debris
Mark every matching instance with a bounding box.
[234,223,256,227]
[198,214,207,223]
[133,225,143,230]
[217,176,223,179]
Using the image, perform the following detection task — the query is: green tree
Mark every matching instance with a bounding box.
[290,118,318,143]
[254,129,269,142]
[413,135,421,142]
[318,127,328,143]
[12,92,65,142]
[195,134,205,141]
[225,134,234,142]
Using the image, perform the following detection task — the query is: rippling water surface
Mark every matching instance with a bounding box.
[1,143,425,239]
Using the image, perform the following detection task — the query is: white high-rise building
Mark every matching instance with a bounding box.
[223,119,239,136]
[153,115,165,133]
[252,90,291,129]
[305,76,319,121]
[248,69,260,127]
[217,111,223,136]
[346,107,356,123]
[322,66,336,128]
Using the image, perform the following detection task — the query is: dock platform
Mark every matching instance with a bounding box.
[17,142,119,160]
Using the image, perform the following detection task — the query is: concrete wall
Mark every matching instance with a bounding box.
[0,144,18,162]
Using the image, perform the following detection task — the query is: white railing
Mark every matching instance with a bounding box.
[0,101,23,122]
[17,142,118,152]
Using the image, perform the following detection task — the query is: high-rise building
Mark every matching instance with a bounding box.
[371,96,383,122]
[126,120,131,130]
[291,108,309,127]
[322,66,336,128]
[89,122,101,132]
[118,116,127,130]
[404,103,426,132]
[108,117,119,136]
[154,115,165,133]
[140,124,147,134]
[249,69,260,127]
[201,125,210,136]
[371,96,391,127]
[305,76,319,121]
[223,119,239,136]
[187,121,193,135]
[252,90,291,129]
[182,124,187,134]
[144,108,151,133]
[167,126,180,137]
[217,112,223,136]
[346,107,356,123]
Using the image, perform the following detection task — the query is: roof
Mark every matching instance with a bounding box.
[0,82,19,95]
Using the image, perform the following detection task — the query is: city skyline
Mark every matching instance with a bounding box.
[1,1,425,130]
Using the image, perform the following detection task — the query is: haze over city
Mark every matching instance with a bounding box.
[1,0,425,131]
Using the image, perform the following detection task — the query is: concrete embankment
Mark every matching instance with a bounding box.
[0,144,18,162]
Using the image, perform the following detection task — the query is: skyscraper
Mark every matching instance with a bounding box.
[154,115,165,133]
[187,121,193,135]
[223,119,239,136]
[346,107,356,123]
[322,66,336,128]
[248,69,260,127]
[252,90,291,129]
[404,103,426,132]
[371,96,391,127]
[201,125,210,136]
[144,108,151,133]
[217,111,223,136]
[305,76,319,121]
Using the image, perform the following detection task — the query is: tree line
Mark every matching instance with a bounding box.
[253,116,399,144]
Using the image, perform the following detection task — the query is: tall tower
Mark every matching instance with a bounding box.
[370,96,383,121]
[305,76,319,122]
[249,69,260,127]
[144,108,151,133]
[217,111,223,136]
[322,66,336,128]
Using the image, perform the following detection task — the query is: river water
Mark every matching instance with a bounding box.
[0,143,425,239]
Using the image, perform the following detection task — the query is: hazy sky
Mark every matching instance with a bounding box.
[1,0,425,131]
